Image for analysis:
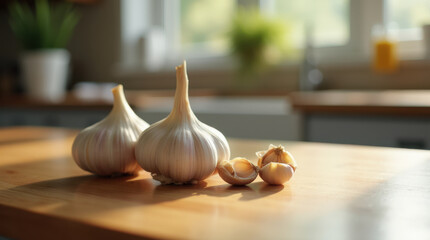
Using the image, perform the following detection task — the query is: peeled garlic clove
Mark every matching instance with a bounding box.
[259,162,294,185]
[135,61,231,184]
[217,158,259,185]
[257,144,297,171]
[72,85,149,176]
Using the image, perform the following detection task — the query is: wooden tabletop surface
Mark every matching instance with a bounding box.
[1,127,430,240]
[290,90,430,116]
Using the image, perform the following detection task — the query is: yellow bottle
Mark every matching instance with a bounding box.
[373,39,398,73]
[372,25,398,73]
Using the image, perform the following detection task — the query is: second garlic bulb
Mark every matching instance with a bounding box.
[72,85,149,176]
[135,61,231,184]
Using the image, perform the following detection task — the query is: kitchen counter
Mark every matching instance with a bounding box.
[290,90,430,148]
[0,91,299,141]
[290,90,430,116]
[1,127,430,239]
[4,90,430,115]
[0,89,290,110]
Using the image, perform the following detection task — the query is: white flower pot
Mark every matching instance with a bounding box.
[21,49,70,102]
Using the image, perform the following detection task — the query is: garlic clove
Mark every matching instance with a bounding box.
[259,162,294,185]
[256,144,297,185]
[217,157,259,185]
[72,84,149,176]
[135,61,231,184]
[257,144,297,171]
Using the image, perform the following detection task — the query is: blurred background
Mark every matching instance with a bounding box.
[1,0,430,149]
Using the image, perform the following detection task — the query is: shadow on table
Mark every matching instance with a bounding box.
[1,155,290,218]
[77,176,286,203]
[3,172,288,206]
[202,182,286,201]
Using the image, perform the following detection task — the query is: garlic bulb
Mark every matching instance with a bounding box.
[72,85,149,176]
[135,61,231,184]
[217,158,258,185]
[257,144,297,185]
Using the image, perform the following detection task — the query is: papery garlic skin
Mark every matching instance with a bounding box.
[72,85,149,176]
[218,158,258,185]
[135,61,231,184]
[259,162,294,185]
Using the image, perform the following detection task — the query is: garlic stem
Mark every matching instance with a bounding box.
[168,61,195,122]
[111,84,133,114]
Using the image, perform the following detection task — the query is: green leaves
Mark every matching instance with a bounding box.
[35,0,50,48]
[229,9,288,73]
[8,0,79,50]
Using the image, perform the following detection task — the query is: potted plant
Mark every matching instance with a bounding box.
[9,0,79,102]
[229,9,288,89]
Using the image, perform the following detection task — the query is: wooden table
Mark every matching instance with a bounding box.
[1,127,430,240]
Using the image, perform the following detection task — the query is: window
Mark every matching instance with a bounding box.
[387,0,430,41]
[271,0,349,47]
[173,0,351,56]
[120,0,430,71]
[164,0,353,64]
[179,0,236,54]
[175,0,350,54]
